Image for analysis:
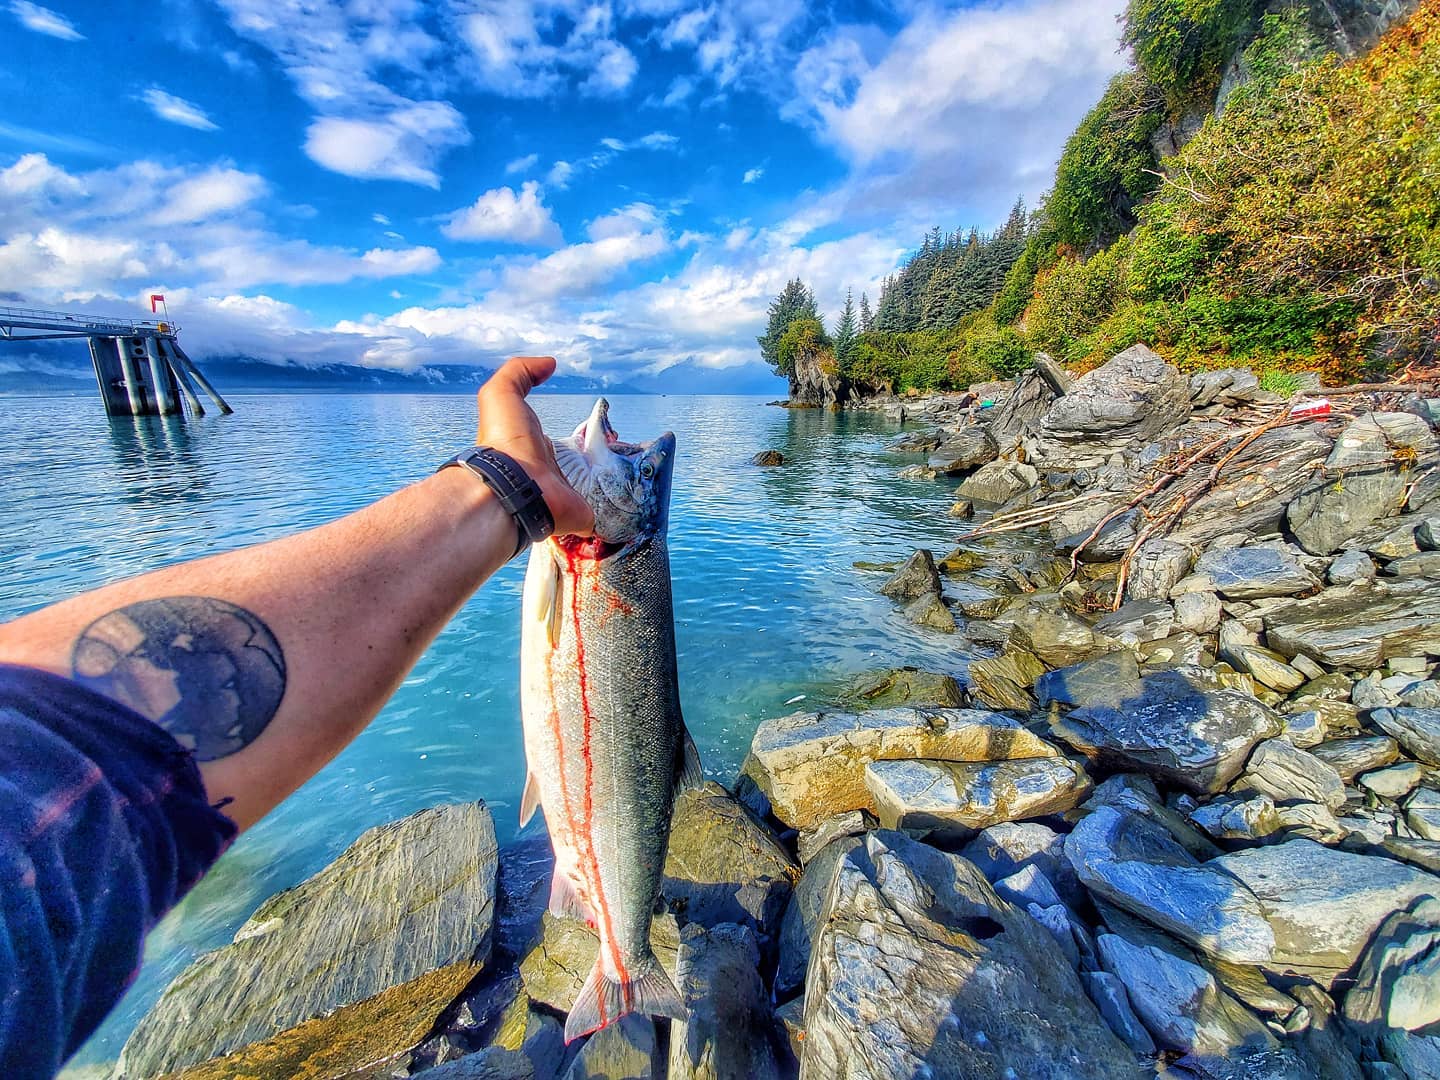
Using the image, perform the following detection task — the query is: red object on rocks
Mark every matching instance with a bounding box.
[1291,398,1331,419]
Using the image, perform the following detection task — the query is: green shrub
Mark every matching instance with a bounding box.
[1121,0,1262,112]
[1258,369,1304,394]
[1026,242,1131,358]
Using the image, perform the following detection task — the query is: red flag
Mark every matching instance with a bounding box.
[150,294,165,313]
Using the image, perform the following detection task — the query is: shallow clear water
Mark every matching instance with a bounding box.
[0,392,986,1066]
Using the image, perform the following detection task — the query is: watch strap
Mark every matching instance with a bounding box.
[440,447,556,559]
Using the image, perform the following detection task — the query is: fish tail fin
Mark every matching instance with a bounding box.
[674,727,705,794]
[564,957,687,1043]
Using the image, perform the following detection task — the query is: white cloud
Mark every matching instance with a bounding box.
[442,181,561,246]
[304,103,470,187]
[149,167,266,225]
[499,203,667,300]
[583,40,639,95]
[0,153,84,199]
[505,152,540,174]
[546,160,575,189]
[457,0,639,99]
[9,0,82,40]
[742,167,763,184]
[373,213,391,225]
[141,87,219,131]
[637,131,679,150]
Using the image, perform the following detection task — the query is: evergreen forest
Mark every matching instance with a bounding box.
[760,0,1439,397]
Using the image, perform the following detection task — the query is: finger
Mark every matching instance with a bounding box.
[487,355,556,399]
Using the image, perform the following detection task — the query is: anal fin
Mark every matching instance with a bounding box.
[548,873,595,926]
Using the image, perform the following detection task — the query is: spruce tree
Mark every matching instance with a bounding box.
[859,292,874,332]
[758,278,821,377]
[834,289,859,371]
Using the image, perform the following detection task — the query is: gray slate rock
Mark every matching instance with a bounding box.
[1288,412,1438,554]
[1064,805,1275,964]
[1191,543,1320,600]
[661,782,797,947]
[928,426,999,474]
[801,831,1144,1080]
[117,803,498,1079]
[1407,788,1440,842]
[1310,736,1401,781]
[960,821,1086,912]
[879,549,942,602]
[864,756,1091,840]
[1417,513,1440,551]
[1082,970,1157,1055]
[1126,539,1195,602]
[1329,549,1378,585]
[1241,739,1347,810]
[1033,345,1190,464]
[903,591,956,632]
[1189,794,1281,842]
[955,459,1040,504]
[797,809,876,865]
[1097,933,1275,1060]
[1052,667,1282,794]
[1174,591,1223,634]
[1384,550,1440,578]
[1343,896,1440,1033]
[1035,650,1143,711]
[669,923,783,1080]
[1370,708,1440,765]
[776,834,862,999]
[1009,602,1117,668]
[1262,578,1440,670]
[1211,839,1440,986]
[987,367,1061,451]
[1358,762,1423,799]
[1094,599,1175,645]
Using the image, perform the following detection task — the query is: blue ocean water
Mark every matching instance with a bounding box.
[0,392,985,1067]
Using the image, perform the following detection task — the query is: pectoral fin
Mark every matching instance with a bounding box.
[519,771,542,827]
[527,551,563,649]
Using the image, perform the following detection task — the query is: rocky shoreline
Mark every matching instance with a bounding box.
[102,346,1439,1080]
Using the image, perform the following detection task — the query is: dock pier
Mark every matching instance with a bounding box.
[1,304,232,417]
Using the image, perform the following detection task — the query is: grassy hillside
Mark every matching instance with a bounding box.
[765,0,1438,394]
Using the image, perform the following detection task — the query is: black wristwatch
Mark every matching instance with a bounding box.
[439,447,555,560]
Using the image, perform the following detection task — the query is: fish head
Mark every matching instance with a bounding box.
[554,398,676,552]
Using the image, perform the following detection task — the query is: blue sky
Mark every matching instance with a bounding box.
[0,0,1126,389]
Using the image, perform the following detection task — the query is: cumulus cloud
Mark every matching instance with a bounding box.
[141,88,219,131]
[149,167,266,226]
[9,0,82,40]
[442,181,562,246]
[742,167,763,184]
[304,103,470,187]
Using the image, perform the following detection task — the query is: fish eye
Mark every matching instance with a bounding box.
[639,461,656,480]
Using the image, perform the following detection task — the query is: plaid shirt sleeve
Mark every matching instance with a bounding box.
[0,663,237,1079]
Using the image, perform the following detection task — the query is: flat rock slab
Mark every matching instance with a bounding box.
[661,782,798,946]
[865,757,1090,840]
[1264,578,1440,671]
[928,427,998,474]
[801,831,1144,1080]
[1211,839,1440,986]
[1190,543,1320,600]
[119,803,498,1079]
[1051,667,1282,794]
[1371,708,1440,765]
[1288,411,1437,554]
[1240,739,1347,810]
[741,707,1058,831]
[1310,735,1400,781]
[1064,805,1275,965]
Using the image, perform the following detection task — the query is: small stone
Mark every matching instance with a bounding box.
[948,499,975,520]
[1274,801,1347,844]
[1370,708,1440,765]
[1309,736,1401,781]
[1240,739,1347,810]
[955,459,1040,504]
[936,547,985,575]
[1358,763,1424,800]
[1189,794,1281,842]
[751,450,784,466]
[1406,788,1440,842]
[1009,602,1116,668]
[904,591,956,632]
[1279,711,1325,749]
[879,549,942,602]
[1400,680,1440,708]
[1328,549,1377,585]
[1389,656,1432,675]
[896,463,937,480]
[796,810,876,866]
[1125,539,1194,602]
[1298,672,1353,702]
[1353,672,1399,709]
[844,668,964,709]
[993,864,1066,911]
[927,427,998,475]
[1232,645,1306,693]
[1094,599,1176,645]
[968,648,1046,712]
[1288,652,1327,680]
[1417,513,1440,550]
[1193,543,1321,600]
[1384,550,1440,578]
[960,821,1085,910]
[1173,591,1222,634]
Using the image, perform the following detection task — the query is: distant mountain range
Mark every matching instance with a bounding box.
[0,342,784,396]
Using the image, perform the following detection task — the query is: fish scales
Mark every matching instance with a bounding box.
[518,397,699,1042]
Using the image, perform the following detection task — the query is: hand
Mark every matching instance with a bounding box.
[476,356,595,536]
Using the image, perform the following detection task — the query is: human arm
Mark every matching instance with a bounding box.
[0,355,592,830]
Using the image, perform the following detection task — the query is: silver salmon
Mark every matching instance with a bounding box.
[518,398,701,1042]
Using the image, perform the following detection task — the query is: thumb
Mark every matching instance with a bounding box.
[489,355,557,398]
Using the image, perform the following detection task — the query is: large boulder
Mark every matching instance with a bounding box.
[117,803,498,1079]
[1064,805,1275,965]
[1031,345,1190,466]
[1097,934,1275,1060]
[987,367,1060,451]
[865,757,1091,841]
[776,835,864,999]
[661,783,798,947]
[1050,667,1283,794]
[1262,578,1440,669]
[1288,412,1438,554]
[741,707,1058,831]
[668,923,784,1080]
[1211,840,1440,986]
[878,548,943,602]
[928,426,999,475]
[1009,602,1118,669]
[790,342,846,408]
[801,831,1144,1079]
[955,459,1039,504]
[1370,707,1440,765]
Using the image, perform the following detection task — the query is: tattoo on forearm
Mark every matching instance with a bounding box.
[71,597,286,761]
